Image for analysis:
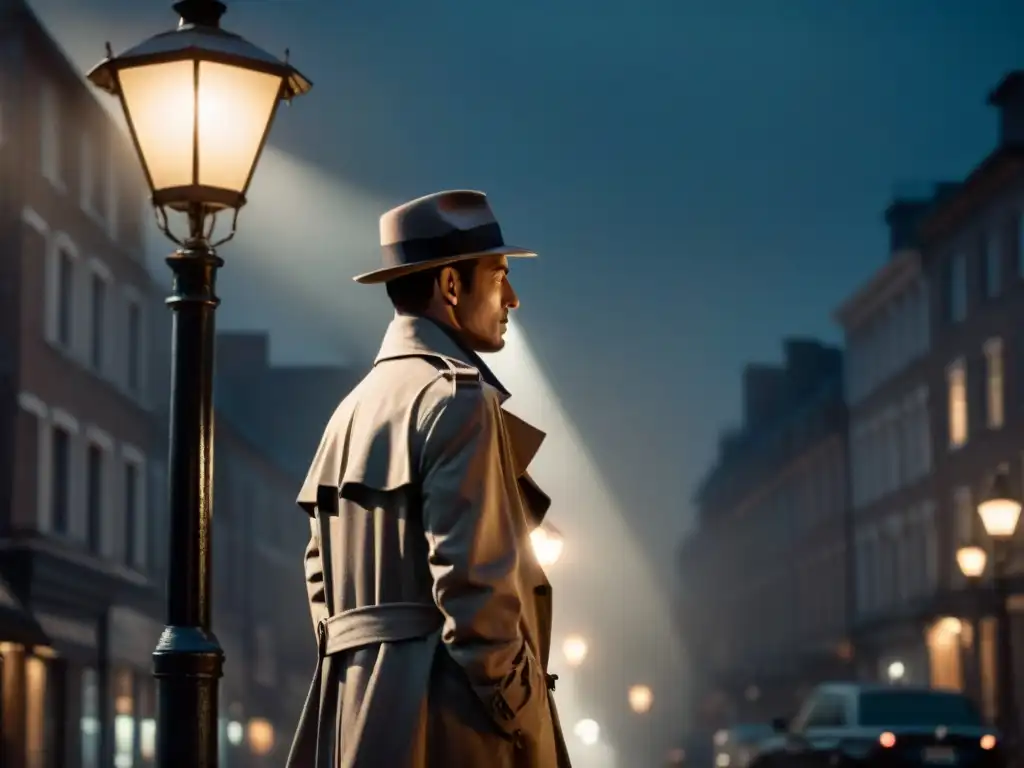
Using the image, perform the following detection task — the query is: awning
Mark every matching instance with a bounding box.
[0,577,49,648]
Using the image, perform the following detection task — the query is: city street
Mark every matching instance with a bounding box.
[2,1,1024,767]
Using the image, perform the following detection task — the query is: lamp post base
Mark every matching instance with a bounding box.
[154,626,224,767]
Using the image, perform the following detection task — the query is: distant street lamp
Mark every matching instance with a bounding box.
[975,468,1021,743]
[629,684,654,714]
[531,522,564,567]
[957,545,988,580]
[574,719,601,746]
[86,2,311,766]
[957,543,987,707]
[562,634,589,667]
[886,660,906,684]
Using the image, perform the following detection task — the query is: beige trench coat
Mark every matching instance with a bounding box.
[286,314,572,768]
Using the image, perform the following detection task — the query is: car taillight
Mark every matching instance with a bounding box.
[980,734,997,750]
[879,731,896,748]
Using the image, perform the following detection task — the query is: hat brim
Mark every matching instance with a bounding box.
[353,246,536,285]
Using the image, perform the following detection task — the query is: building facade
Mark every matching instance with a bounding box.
[0,3,168,767]
[685,339,850,727]
[213,332,359,765]
[915,70,1024,728]
[835,191,953,689]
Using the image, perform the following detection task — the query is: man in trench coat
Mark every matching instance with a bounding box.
[286,190,572,768]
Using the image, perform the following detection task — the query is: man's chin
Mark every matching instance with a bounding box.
[472,335,505,354]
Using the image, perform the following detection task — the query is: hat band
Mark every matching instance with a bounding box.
[381,222,504,269]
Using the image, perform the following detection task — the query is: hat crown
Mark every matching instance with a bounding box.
[379,190,496,247]
[353,189,535,284]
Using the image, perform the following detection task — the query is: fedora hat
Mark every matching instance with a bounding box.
[353,190,536,284]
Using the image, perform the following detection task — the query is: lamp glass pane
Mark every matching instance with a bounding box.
[978,497,1022,538]
[196,62,282,194]
[118,60,196,191]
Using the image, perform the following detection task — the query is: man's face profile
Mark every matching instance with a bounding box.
[445,255,519,353]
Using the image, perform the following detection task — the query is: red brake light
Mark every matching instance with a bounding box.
[879,732,896,748]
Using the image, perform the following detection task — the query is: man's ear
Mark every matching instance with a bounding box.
[437,265,460,306]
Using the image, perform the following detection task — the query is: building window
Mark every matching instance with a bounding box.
[51,425,71,534]
[40,82,62,186]
[984,231,1001,298]
[81,667,100,768]
[113,667,135,768]
[125,461,139,567]
[138,676,156,764]
[25,655,50,768]
[105,142,120,241]
[86,443,104,554]
[80,133,99,216]
[949,252,967,323]
[126,297,143,394]
[954,486,974,546]
[89,270,108,372]
[56,247,75,348]
[947,359,968,449]
[984,338,1004,430]
[123,450,147,569]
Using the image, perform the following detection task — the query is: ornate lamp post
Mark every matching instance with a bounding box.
[86,2,311,766]
[976,469,1022,742]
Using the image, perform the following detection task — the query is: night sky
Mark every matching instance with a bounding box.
[30,0,1024,760]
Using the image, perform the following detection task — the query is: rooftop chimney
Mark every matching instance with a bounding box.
[988,71,1024,148]
[781,338,841,403]
[741,364,786,430]
[884,182,961,254]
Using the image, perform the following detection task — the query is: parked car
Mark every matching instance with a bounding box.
[751,682,1005,767]
[714,723,775,768]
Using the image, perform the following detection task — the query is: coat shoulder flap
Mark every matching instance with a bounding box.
[296,354,484,512]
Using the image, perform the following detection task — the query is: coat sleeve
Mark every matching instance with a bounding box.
[419,384,544,740]
[303,516,330,637]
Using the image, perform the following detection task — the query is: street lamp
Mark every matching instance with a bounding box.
[978,470,1022,540]
[886,660,905,684]
[629,684,654,714]
[976,468,1021,744]
[574,719,601,746]
[956,545,988,580]
[86,2,311,767]
[562,634,589,667]
[531,522,564,567]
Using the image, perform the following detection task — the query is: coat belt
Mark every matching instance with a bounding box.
[286,602,443,768]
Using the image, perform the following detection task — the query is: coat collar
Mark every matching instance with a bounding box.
[375,313,511,401]
[374,314,548,488]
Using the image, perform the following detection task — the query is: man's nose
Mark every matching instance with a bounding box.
[504,281,520,309]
